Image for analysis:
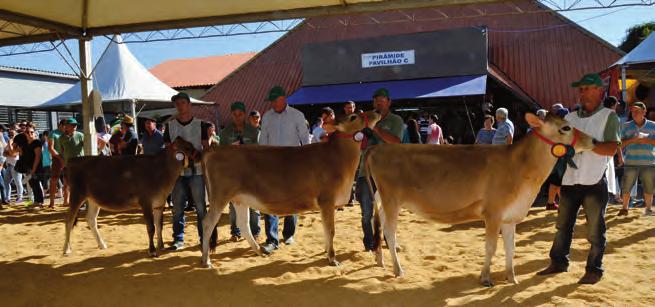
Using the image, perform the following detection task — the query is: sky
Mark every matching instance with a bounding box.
[0,3,653,74]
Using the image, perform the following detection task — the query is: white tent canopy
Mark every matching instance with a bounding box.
[613,32,655,67]
[36,35,209,113]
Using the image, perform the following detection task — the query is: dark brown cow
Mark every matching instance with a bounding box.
[62,138,199,257]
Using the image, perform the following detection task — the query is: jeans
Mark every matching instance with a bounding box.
[171,175,207,244]
[355,176,376,251]
[0,168,7,203]
[25,172,44,204]
[229,203,261,237]
[549,178,608,274]
[263,214,297,246]
[9,165,23,200]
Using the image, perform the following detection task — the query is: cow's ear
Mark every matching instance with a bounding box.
[525,113,543,128]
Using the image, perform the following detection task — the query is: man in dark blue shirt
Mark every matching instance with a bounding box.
[140,117,165,155]
[119,115,139,155]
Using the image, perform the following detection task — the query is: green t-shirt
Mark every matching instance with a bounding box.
[60,131,84,164]
[49,129,63,155]
[358,112,404,178]
[219,122,260,146]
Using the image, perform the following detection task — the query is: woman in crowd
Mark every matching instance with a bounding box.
[9,123,45,209]
[407,119,422,144]
[475,114,496,144]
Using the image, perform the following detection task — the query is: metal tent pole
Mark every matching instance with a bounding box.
[130,99,138,135]
[79,37,97,155]
[621,65,628,103]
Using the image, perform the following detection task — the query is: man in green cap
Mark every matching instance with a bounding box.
[220,101,261,242]
[48,119,66,208]
[356,88,403,252]
[58,118,84,206]
[259,85,310,254]
[618,101,655,217]
[537,72,620,284]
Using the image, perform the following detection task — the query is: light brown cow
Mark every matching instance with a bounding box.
[62,138,202,257]
[200,111,381,268]
[366,113,594,286]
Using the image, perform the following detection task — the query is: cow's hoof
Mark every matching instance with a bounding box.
[203,262,213,269]
[149,251,158,258]
[394,269,405,278]
[481,279,494,287]
[328,259,340,267]
[507,276,519,284]
[99,243,108,250]
[63,250,72,256]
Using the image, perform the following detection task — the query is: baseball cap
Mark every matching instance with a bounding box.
[230,101,246,112]
[571,73,603,88]
[372,88,390,98]
[171,92,191,102]
[267,86,286,101]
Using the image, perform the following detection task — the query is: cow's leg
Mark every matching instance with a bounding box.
[85,202,107,250]
[201,201,226,268]
[141,206,157,257]
[374,192,385,268]
[481,218,502,287]
[235,203,263,256]
[381,199,403,277]
[153,204,165,250]
[319,206,339,266]
[501,223,518,284]
[62,192,85,255]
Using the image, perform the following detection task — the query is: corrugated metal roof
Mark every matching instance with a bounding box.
[203,0,622,124]
[0,69,77,107]
[0,65,78,79]
[150,52,257,88]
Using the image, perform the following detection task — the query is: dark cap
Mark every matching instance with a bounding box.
[372,88,390,98]
[267,86,286,101]
[321,106,334,115]
[249,110,261,117]
[571,73,603,88]
[230,101,246,112]
[631,101,647,110]
[171,92,191,103]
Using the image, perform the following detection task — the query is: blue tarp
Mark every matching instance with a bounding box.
[287,75,486,105]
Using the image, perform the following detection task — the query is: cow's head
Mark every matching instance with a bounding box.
[525,113,594,154]
[170,137,198,168]
[325,110,382,135]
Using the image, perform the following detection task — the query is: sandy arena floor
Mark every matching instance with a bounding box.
[0,202,653,307]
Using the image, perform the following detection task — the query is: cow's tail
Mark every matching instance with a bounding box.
[200,152,219,252]
[365,149,382,252]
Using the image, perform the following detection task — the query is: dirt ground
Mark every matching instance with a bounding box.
[0,203,653,307]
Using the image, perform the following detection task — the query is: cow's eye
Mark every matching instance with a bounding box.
[561,126,571,132]
[350,115,357,122]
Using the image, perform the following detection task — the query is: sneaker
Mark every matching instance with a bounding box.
[617,208,629,216]
[261,243,278,255]
[546,203,559,210]
[14,198,23,204]
[644,209,654,216]
[537,264,568,276]
[283,236,295,245]
[578,271,602,284]
[168,241,184,251]
[230,235,242,242]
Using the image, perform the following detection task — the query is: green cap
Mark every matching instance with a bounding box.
[65,117,79,125]
[571,73,603,88]
[267,86,286,101]
[372,88,390,98]
[230,101,246,112]
[631,101,647,110]
[171,92,191,102]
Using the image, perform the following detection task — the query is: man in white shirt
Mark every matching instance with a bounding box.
[259,86,310,254]
[537,73,621,284]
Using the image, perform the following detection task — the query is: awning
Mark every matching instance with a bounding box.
[287,75,486,105]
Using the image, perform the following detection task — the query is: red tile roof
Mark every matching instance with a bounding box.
[150,52,256,88]
[203,0,622,124]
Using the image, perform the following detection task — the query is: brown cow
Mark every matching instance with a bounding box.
[200,111,381,268]
[62,138,201,257]
[366,113,595,286]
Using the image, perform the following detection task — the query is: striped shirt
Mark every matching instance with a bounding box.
[622,119,655,166]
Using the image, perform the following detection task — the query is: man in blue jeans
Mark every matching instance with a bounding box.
[164,92,212,250]
[259,86,310,254]
[537,73,621,284]
[356,88,403,251]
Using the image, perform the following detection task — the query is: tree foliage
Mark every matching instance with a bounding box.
[619,22,654,53]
